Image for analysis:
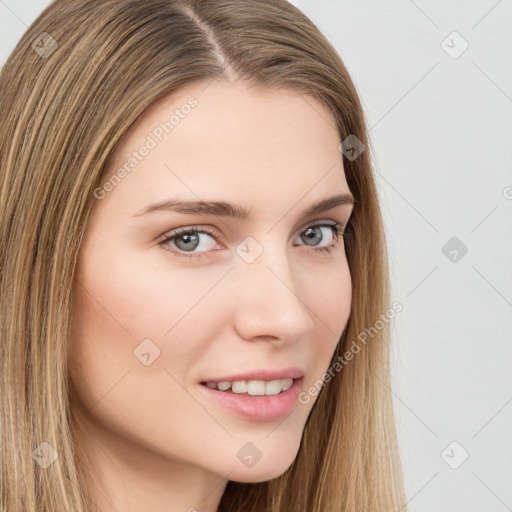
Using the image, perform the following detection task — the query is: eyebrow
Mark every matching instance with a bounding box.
[132,193,355,219]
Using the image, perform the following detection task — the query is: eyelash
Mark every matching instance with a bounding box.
[158,222,346,260]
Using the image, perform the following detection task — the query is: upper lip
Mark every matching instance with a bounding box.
[201,366,305,383]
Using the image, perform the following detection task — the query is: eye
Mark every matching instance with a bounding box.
[297,223,343,254]
[159,226,220,260]
[158,222,346,260]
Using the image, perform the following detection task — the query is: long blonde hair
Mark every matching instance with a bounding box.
[0,0,406,510]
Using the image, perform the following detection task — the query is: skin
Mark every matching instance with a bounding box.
[68,78,354,512]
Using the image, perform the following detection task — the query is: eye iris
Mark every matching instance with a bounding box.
[302,226,323,246]
[176,233,199,251]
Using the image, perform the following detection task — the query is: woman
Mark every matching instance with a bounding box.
[0,0,406,510]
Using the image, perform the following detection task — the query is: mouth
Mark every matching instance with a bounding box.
[199,377,302,396]
[199,366,305,396]
[198,376,305,421]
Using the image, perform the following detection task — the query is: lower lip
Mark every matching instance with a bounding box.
[198,378,303,421]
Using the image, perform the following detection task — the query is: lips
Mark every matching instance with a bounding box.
[198,374,304,421]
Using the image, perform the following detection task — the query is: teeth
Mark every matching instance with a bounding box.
[204,378,294,395]
[281,378,293,391]
[232,381,248,393]
[217,381,231,391]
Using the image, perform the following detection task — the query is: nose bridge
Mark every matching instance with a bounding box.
[231,236,315,341]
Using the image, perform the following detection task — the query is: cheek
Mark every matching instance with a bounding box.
[71,243,194,345]
[302,261,352,382]
[67,256,217,457]
[318,259,351,311]
[307,258,351,332]
[67,248,227,405]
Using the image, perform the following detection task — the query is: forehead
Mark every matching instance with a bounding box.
[102,80,349,212]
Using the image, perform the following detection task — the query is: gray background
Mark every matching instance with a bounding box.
[1,1,511,510]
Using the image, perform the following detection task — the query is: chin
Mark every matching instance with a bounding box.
[228,463,293,483]
[223,451,298,484]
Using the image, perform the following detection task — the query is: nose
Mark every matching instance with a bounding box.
[229,242,316,344]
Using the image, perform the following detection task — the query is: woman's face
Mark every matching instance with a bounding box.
[69,79,354,488]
